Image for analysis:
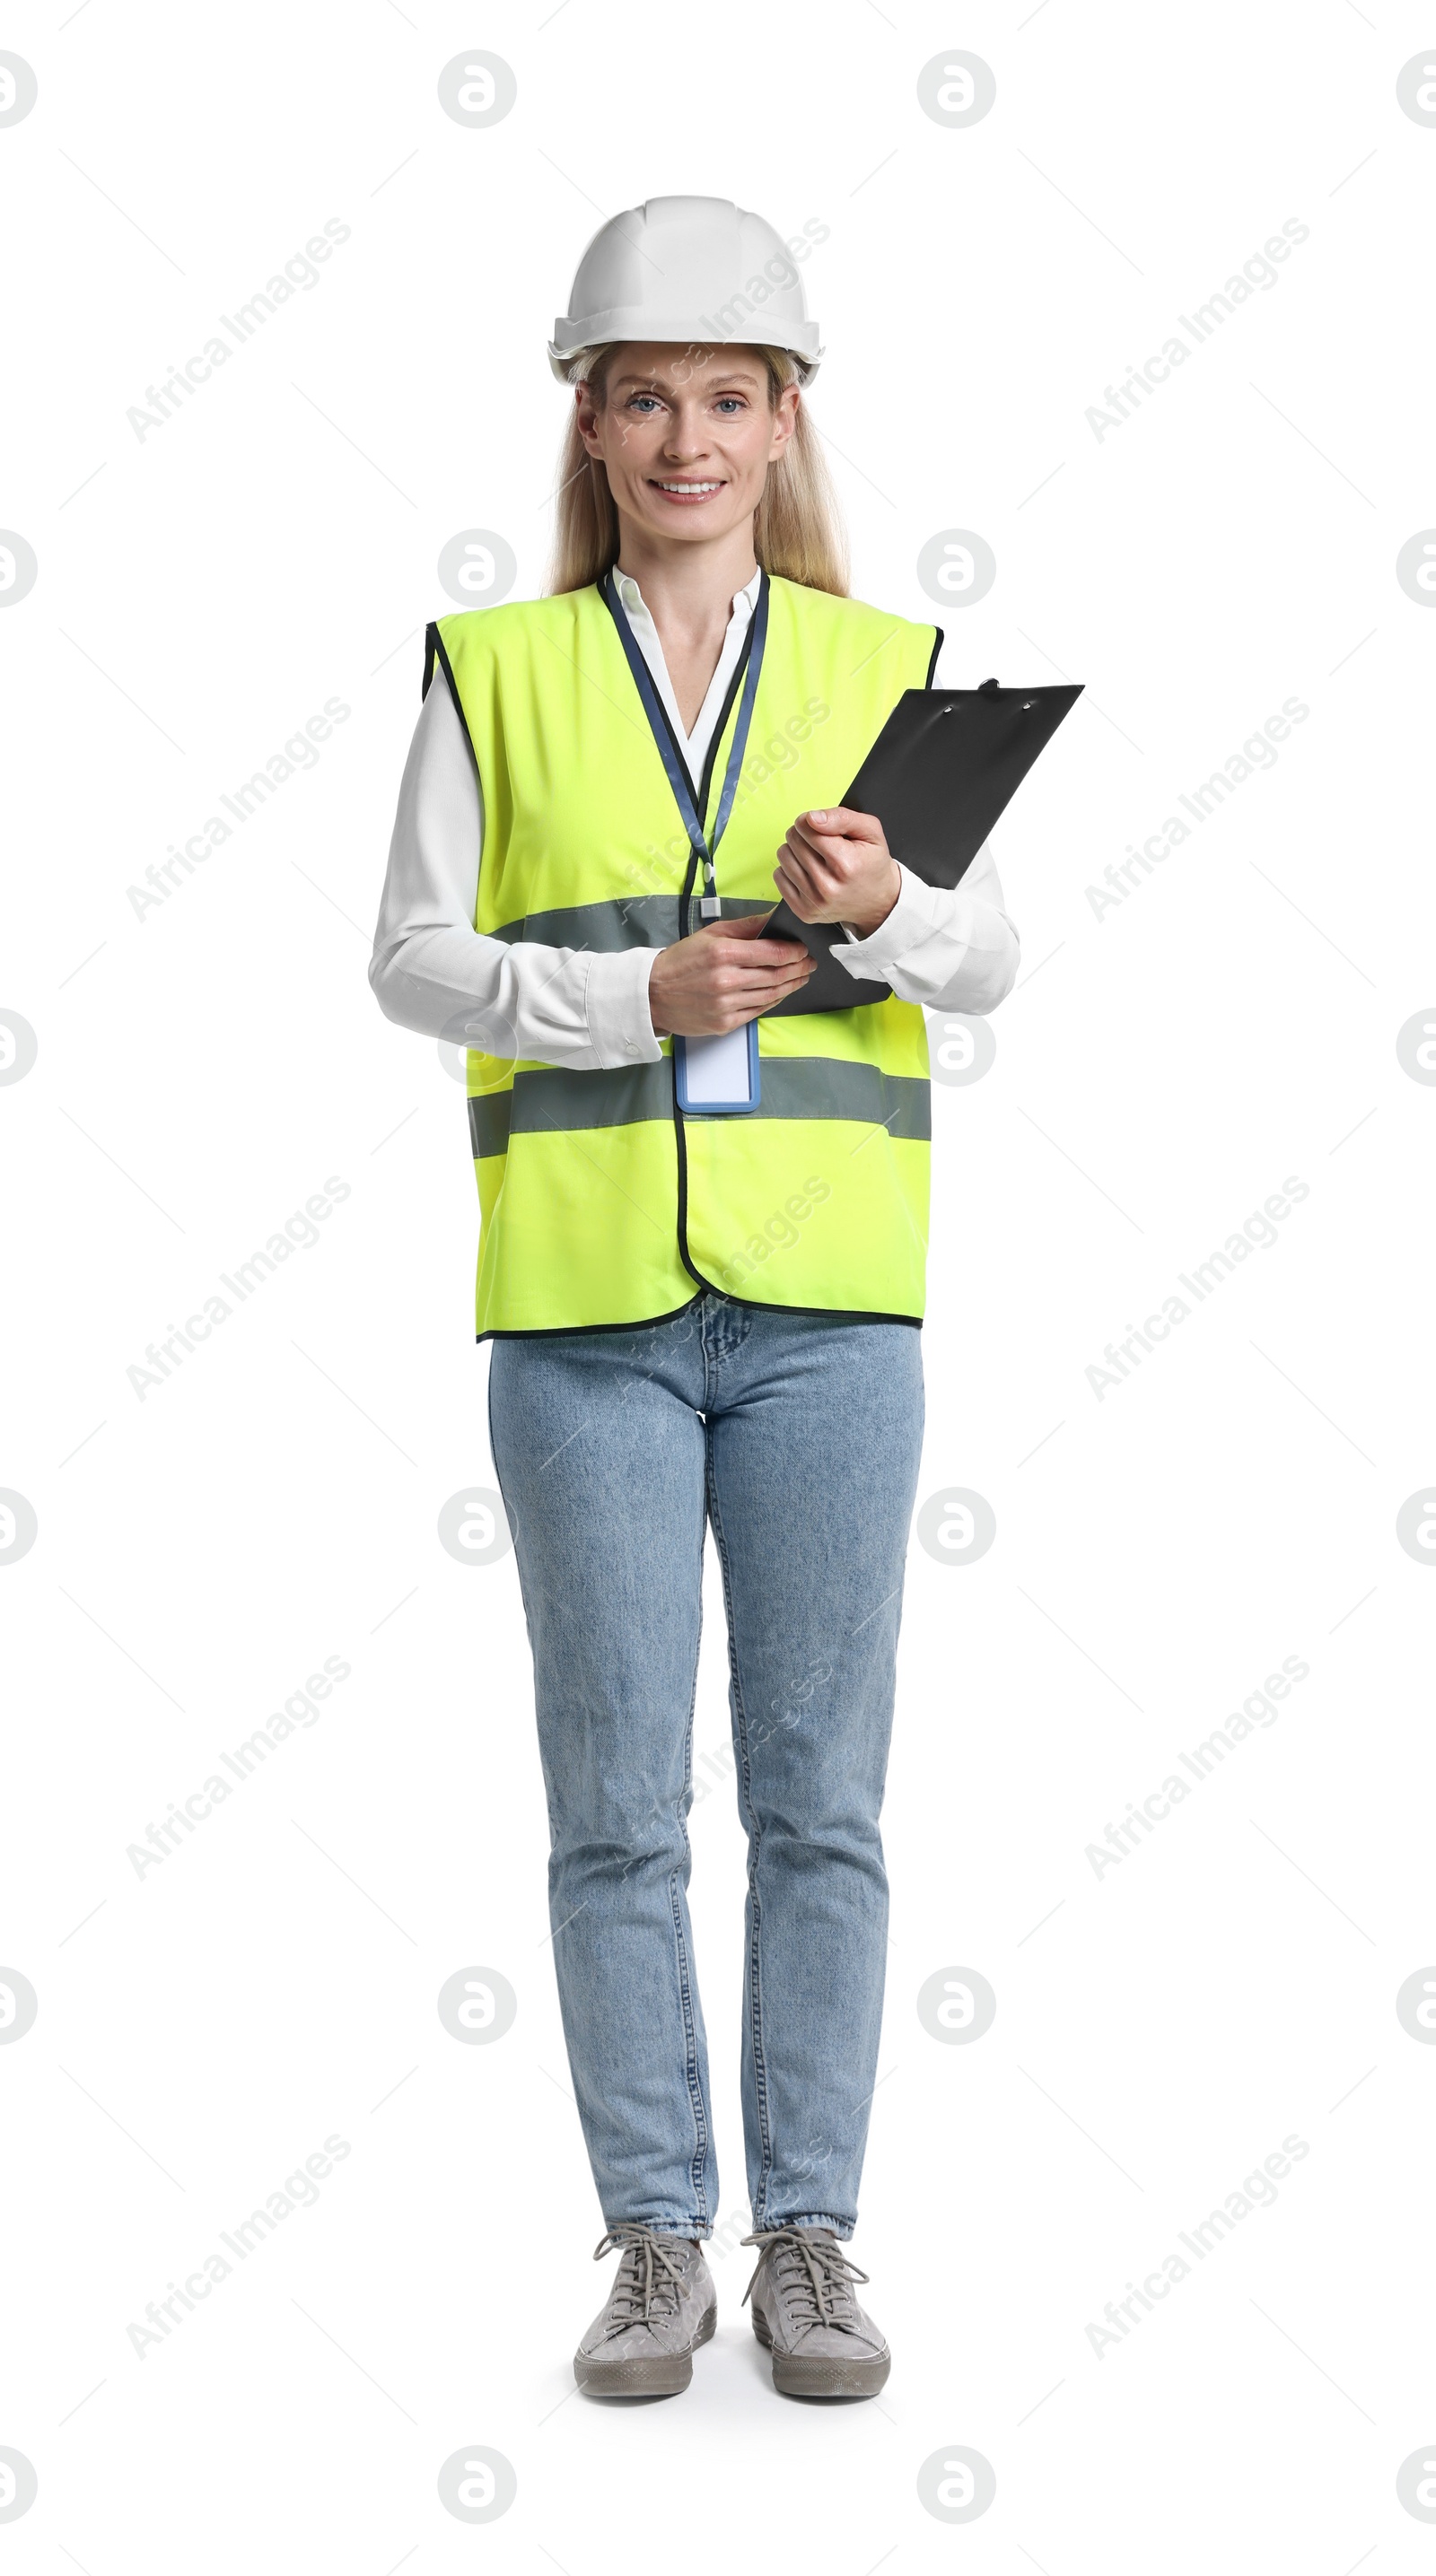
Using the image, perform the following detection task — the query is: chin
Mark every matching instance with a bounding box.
[634,494,751,537]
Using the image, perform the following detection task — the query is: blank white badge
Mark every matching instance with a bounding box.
[683,1028,755,1106]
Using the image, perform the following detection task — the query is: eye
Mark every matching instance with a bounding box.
[626,393,663,414]
[714,397,746,414]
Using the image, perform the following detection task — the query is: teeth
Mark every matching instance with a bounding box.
[656,481,721,492]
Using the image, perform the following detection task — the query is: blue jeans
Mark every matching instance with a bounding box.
[487,1289,924,2241]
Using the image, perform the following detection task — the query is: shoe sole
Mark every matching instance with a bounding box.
[574,2302,716,2397]
[752,2310,891,2397]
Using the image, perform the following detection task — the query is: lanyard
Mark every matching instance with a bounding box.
[600,564,769,921]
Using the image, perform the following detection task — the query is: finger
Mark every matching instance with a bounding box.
[772,891,819,927]
[788,819,882,878]
[782,840,853,907]
[775,840,825,900]
[772,883,816,924]
[801,805,882,842]
[786,825,865,887]
[720,931,810,962]
[774,859,836,919]
[782,820,834,867]
[727,983,814,1026]
[720,961,817,991]
[718,982,816,1020]
[714,909,783,941]
[777,847,839,899]
[687,913,808,959]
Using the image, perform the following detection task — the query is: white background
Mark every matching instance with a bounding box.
[4,1,1436,2566]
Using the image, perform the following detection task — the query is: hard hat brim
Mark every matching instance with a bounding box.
[547,321,822,387]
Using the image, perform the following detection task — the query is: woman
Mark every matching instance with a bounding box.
[370,195,1020,2399]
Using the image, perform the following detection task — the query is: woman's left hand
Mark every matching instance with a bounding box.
[774,808,900,935]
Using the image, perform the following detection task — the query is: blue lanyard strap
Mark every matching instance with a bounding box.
[600,564,770,919]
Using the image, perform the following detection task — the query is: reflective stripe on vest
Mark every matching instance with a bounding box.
[431,573,941,1339]
[468,1059,933,1157]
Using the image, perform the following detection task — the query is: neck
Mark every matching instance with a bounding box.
[612,517,758,639]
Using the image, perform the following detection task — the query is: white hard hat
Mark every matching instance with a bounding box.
[547,194,824,386]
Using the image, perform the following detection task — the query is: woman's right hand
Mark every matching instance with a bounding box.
[647,912,816,1036]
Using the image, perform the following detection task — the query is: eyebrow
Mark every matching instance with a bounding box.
[609,369,763,392]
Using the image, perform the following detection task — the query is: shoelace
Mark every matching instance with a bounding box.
[592,2222,690,2340]
[740,2226,871,2339]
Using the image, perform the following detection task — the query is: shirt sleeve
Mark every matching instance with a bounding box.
[830,843,1020,1016]
[368,677,663,1067]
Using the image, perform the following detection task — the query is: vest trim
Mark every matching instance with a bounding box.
[597,565,764,835]
[477,1290,924,1344]
[424,619,468,743]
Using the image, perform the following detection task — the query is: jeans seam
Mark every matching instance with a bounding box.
[701,1289,752,1395]
[668,1872,711,2231]
[670,1496,711,2229]
[705,1423,774,2220]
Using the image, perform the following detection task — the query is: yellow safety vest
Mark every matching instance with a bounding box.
[428,572,940,1339]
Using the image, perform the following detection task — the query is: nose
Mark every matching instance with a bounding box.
[661,403,714,462]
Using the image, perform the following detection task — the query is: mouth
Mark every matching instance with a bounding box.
[648,478,726,505]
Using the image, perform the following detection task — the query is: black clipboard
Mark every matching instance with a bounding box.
[760,676,1082,1015]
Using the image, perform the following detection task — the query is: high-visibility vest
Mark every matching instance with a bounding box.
[428,572,940,1340]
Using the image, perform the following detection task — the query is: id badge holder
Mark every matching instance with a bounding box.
[673,1024,760,1114]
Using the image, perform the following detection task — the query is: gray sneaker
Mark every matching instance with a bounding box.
[741,2225,890,2397]
[574,2223,717,2396]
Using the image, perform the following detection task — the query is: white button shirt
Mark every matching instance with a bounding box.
[369,565,1021,1065]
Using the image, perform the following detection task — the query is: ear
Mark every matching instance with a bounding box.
[768,380,800,460]
[574,380,604,458]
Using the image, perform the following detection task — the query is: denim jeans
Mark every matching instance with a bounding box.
[487,1289,924,2241]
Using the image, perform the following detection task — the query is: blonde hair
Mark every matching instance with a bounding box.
[544,343,849,598]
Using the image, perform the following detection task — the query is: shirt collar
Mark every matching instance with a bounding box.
[614,563,761,620]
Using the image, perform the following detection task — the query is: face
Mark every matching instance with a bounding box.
[575,343,799,546]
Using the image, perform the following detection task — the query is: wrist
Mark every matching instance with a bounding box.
[845,859,902,937]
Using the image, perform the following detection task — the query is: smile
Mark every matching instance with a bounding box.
[649,479,724,498]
